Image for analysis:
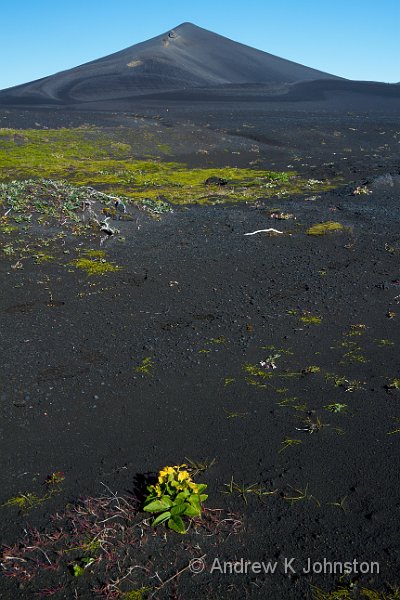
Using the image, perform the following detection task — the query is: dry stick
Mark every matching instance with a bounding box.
[25,546,52,565]
[107,565,148,592]
[151,554,207,598]
[244,228,284,235]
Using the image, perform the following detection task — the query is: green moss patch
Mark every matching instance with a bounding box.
[0,127,336,207]
[299,313,322,325]
[306,221,344,236]
[69,253,121,276]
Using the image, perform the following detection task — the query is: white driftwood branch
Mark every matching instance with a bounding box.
[244,228,284,236]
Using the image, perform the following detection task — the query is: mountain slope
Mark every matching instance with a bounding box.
[0,22,340,106]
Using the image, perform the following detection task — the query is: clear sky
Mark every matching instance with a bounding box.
[0,0,399,90]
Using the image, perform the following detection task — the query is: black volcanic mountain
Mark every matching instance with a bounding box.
[0,22,340,106]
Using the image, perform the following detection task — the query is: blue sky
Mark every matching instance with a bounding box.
[0,0,398,89]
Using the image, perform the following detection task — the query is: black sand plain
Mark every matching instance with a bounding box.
[1,23,400,600]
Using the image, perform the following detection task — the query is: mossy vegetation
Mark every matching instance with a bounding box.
[0,127,335,206]
[387,378,400,390]
[299,312,322,325]
[339,340,368,364]
[33,251,55,264]
[306,221,344,236]
[69,252,121,276]
[312,584,400,600]
[135,357,154,376]
[1,473,64,513]
[243,363,274,379]
[120,589,152,600]
[1,492,45,512]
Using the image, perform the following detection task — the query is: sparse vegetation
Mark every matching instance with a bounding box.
[312,584,400,600]
[222,476,276,504]
[299,312,322,325]
[279,438,302,453]
[306,221,344,236]
[0,128,336,211]
[328,495,348,512]
[302,365,321,374]
[135,357,154,376]
[325,403,348,413]
[1,92,400,600]
[69,255,121,276]
[283,484,320,507]
[1,472,65,513]
[243,363,274,379]
[387,378,400,390]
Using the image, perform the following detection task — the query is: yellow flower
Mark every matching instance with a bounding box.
[177,470,190,482]
[159,466,175,480]
[189,482,199,493]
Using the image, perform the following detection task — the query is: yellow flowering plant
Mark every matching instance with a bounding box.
[143,464,208,534]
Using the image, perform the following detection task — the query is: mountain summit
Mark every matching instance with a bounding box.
[0,22,340,106]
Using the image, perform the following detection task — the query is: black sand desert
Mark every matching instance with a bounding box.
[0,23,400,600]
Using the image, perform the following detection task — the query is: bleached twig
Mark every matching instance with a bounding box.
[244,228,284,236]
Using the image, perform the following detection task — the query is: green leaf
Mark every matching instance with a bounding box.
[143,497,172,512]
[188,495,201,509]
[175,490,190,502]
[183,502,201,517]
[152,511,171,526]
[170,503,187,516]
[196,484,208,493]
[200,494,208,502]
[168,515,186,534]
[73,564,85,577]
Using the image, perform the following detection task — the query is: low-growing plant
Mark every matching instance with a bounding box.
[222,476,276,503]
[325,373,365,392]
[325,403,348,413]
[346,323,367,337]
[243,363,274,379]
[69,256,121,276]
[302,365,321,374]
[135,356,153,375]
[312,584,400,600]
[0,492,44,512]
[210,335,227,344]
[120,589,152,600]
[139,198,173,214]
[1,472,65,514]
[376,338,394,347]
[387,378,400,390]
[296,416,328,434]
[279,438,302,453]
[299,312,322,325]
[143,464,208,534]
[306,221,344,236]
[328,496,348,512]
[283,484,320,507]
[259,353,281,370]
[71,556,97,577]
[388,418,400,435]
[340,341,368,364]
[185,457,216,476]
[46,471,65,486]
[224,409,249,418]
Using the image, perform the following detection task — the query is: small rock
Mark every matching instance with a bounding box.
[205,177,228,186]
